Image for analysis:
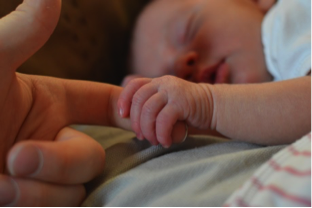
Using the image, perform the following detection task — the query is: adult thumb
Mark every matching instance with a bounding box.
[0,0,61,70]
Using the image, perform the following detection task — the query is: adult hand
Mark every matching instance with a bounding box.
[0,0,130,206]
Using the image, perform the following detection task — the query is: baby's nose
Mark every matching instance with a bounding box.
[174,51,198,81]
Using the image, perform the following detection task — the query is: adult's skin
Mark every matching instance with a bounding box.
[0,0,132,206]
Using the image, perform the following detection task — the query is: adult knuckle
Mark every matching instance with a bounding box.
[55,157,70,182]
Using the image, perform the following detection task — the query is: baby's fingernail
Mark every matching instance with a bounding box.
[136,132,144,140]
[9,144,43,176]
[136,134,141,140]
[119,107,124,117]
[0,176,17,206]
[163,144,170,149]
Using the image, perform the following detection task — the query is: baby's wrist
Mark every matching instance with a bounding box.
[196,83,216,130]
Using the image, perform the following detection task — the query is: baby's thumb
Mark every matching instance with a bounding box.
[172,121,188,144]
[0,0,61,70]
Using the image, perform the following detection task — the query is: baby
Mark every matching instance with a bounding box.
[118,0,311,148]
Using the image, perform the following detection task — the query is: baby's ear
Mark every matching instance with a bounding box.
[252,0,276,14]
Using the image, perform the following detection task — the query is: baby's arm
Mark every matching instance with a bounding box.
[118,75,310,146]
[209,75,311,145]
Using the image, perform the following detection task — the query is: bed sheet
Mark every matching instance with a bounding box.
[76,125,286,206]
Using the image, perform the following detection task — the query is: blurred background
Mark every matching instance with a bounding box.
[0,0,149,85]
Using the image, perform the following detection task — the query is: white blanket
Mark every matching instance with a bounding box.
[77,126,288,206]
[225,134,311,207]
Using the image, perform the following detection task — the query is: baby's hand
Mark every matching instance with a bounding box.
[118,75,214,147]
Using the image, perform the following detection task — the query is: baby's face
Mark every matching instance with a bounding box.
[131,0,273,84]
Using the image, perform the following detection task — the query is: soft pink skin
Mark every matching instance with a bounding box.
[0,0,131,206]
[119,0,310,147]
[130,0,273,84]
[119,76,213,147]
[119,0,272,147]
[118,75,311,148]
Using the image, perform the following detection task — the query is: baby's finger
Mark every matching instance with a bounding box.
[120,75,144,87]
[171,121,189,144]
[130,83,159,140]
[0,175,85,206]
[155,105,181,147]
[118,78,151,118]
[140,93,167,145]
[7,127,105,184]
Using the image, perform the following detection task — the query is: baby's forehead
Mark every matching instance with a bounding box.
[131,0,202,66]
[142,0,195,17]
[137,0,195,31]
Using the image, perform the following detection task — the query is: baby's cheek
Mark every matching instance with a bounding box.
[233,72,263,84]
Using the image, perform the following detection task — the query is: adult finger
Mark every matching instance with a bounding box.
[0,0,61,71]
[7,127,105,184]
[30,78,131,131]
[0,174,85,206]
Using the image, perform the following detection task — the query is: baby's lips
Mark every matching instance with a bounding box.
[215,62,230,84]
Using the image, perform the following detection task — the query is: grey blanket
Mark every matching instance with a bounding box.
[77,126,284,206]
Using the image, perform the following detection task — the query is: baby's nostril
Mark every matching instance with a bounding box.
[211,71,217,84]
[187,59,195,66]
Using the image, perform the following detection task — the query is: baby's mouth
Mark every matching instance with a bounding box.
[199,60,230,84]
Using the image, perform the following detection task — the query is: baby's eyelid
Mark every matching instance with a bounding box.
[184,12,196,44]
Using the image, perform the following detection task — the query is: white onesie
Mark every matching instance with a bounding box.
[262,0,311,81]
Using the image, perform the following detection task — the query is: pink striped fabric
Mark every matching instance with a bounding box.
[224,133,311,207]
